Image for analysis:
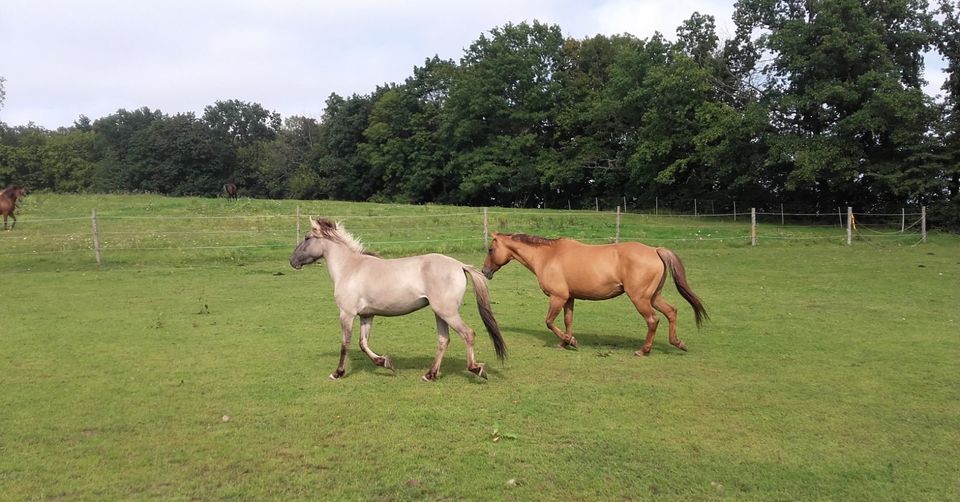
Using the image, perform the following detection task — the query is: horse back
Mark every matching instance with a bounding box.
[544,240,663,299]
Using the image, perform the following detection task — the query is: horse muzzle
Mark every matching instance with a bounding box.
[482,266,496,280]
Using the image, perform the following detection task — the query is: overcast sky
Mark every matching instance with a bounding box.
[0,0,949,129]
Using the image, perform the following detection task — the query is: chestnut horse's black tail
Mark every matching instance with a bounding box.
[463,266,507,362]
[656,248,709,328]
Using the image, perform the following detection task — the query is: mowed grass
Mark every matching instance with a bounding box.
[1,194,958,500]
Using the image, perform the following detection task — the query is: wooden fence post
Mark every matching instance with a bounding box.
[733,201,737,221]
[901,208,905,233]
[655,196,658,215]
[694,198,698,217]
[615,206,621,243]
[296,205,301,244]
[91,209,102,266]
[847,207,853,245]
[483,207,489,248]
[921,206,927,243]
[751,208,757,246]
[595,197,599,211]
[781,203,785,225]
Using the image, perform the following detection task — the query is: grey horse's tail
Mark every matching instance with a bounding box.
[656,248,709,328]
[463,266,507,362]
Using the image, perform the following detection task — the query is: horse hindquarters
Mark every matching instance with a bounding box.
[655,248,708,327]
[462,266,507,362]
[422,266,506,381]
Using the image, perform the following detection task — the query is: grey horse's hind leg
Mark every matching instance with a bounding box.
[358,315,394,372]
[438,310,486,380]
[423,314,451,382]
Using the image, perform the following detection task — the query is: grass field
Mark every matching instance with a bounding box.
[1,194,958,500]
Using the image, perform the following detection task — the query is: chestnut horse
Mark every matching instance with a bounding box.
[223,182,238,200]
[1,185,26,230]
[290,218,507,381]
[482,232,707,356]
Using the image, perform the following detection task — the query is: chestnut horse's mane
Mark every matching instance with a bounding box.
[1,185,23,198]
[503,233,559,247]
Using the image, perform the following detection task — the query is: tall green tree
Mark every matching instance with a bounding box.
[310,92,378,200]
[360,56,457,203]
[445,21,566,206]
[252,115,322,199]
[91,107,164,191]
[202,100,282,191]
[552,34,641,208]
[124,113,234,195]
[732,0,935,209]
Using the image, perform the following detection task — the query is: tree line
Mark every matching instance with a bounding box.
[1,1,959,227]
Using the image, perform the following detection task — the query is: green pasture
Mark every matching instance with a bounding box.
[1,194,958,500]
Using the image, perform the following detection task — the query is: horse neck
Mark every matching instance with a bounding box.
[321,240,364,284]
[505,240,550,274]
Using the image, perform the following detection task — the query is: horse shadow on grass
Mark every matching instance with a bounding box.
[500,325,689,357]
[319,351,505,382]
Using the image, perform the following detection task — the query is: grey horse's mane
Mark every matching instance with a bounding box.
[313,218,377,256]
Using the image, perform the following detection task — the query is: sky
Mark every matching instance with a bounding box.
[0,0,949,130]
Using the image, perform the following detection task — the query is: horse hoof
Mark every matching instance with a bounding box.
[469,365,488,380]
[634,349,651,357]
[377,356,395,371]
[422,371,437,382]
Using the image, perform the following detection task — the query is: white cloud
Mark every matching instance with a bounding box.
[0,0,946,129]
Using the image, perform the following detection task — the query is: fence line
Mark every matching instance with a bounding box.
[1,205,930,265]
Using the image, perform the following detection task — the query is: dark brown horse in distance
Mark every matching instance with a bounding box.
[482,232,707,356]
[1,185,26,230]
[223,182,238,200]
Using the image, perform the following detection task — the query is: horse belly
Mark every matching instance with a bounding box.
[569,283,625,301]
[357,293,429,316]
[564,266,625,301]
[357,278,429,316]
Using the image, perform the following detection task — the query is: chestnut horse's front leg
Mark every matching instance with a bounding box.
[545,296,577,348]
[330,311,354,380]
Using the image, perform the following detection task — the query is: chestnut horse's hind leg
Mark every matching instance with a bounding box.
[627,294,660,356]
[653,295,686,351]
[545,296,577,348]
[358,315,394,372]
[330,311,355,380]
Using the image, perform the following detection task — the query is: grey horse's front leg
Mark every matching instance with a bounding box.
[358,315,394,372]
[331,311,354,380]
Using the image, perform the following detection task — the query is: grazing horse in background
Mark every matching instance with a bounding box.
[290,217,507,381]
[223,182,238,200]
[482,232,707,356]
[1,185,26,230]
